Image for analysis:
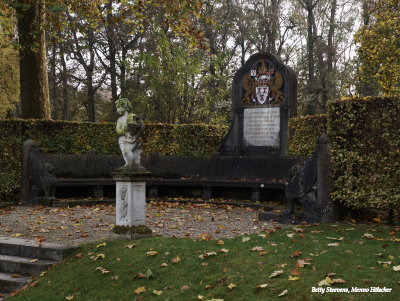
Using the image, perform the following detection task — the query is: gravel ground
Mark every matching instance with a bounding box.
[0,201,282,246]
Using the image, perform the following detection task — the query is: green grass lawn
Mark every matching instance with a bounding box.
[9,222,400,301]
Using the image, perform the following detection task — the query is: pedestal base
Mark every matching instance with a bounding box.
[113,168,151,227]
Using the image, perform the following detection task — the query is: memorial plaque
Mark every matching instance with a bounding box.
[243,108,280,147]
[220,52,297,156]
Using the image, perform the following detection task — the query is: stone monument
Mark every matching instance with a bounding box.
[112,98,151,231]
[220,52,297,156]
[20,140,57,204]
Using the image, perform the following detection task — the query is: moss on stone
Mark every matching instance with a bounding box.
[113,225,152,235]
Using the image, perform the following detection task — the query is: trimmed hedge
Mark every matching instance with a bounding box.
[287,96,400,210]
[288,114,327,156]
[329,96,400,210]
[0,120,227,201]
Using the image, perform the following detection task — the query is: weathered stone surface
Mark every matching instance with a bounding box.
[113,169,151,227]
[21,140,57,204]
[259,135,341,224]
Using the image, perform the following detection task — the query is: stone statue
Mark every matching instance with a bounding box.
[27,140,57,199]
[284,149,318,222]
[116,98,144,169]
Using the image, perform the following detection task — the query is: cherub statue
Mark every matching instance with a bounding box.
[115,98,144,168]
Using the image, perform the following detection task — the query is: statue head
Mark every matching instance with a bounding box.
[116,98,133,114]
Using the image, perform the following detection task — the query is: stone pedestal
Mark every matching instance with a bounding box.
[113,168,151,227]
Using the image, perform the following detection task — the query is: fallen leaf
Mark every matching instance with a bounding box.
[291,270,301,276]
[278,289,288,296]
[219,249,229,253]
[198,233,212,240]
[257,284,269,288]
[96,242,106,248]
[75,253,83,259]
[363,233,374,239]
[153,290,163,296]
[34,236,45,246]
[30,281,38,287]
[287,233,294,238]
[181,285,190,291]
[291,250,302,257]
[93,253,105,261]
[171,256,181,263]
[135,273,146,279]
[200,262,208,267]
[251,246,264,252]
[160,263,168,267]
[344,250,353,254]
[296,260,311,268]
[11,274,19,278]
[318,277,332,286]
[29,259,39,263]
[198,295,205,300]
[40,271,47,277]
[327,243,340,247]
[125,244,136,249]
[65,295,74,300]
[288,276,299,281]
[147,251,158,256]
[134,286,146,294]
[217,240,224,245]
[326,237,344,241]
[111,275,118,281]
[269,270,284,278]
[227,283,236,289]
[393,265,400,271]
[242,237,250,242]
[331,278,346,284]
[146,269,153,279]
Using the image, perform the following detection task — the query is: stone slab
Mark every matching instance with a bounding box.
[0,272,31,293]
[0,254,55,276]
[0,237,78,262]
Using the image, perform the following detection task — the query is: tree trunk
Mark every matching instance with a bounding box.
[60,42,69,120]
[305,0,316,85]
[17,0,51,119]
[106,0,118,116]
[268,0,279,54]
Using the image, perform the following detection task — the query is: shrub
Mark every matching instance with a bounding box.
[0,120,227,201]
[287,114,327,156]
[328,96,400,210]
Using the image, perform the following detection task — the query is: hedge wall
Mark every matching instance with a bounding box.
[0,120,227,201]
[287,114,327,156]
[329,96,400,210]
[287,96,400,210]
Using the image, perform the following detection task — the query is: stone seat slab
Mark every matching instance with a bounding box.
[57,178,286,189]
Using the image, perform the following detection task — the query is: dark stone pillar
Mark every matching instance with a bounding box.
[20,140,39,204]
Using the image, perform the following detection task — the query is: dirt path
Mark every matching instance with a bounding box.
[0,201,280,246]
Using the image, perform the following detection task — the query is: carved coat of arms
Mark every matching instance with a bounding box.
[241,60,285,106]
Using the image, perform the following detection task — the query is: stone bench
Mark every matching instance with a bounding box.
[55,177,286,202]
[33,152,305,202]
